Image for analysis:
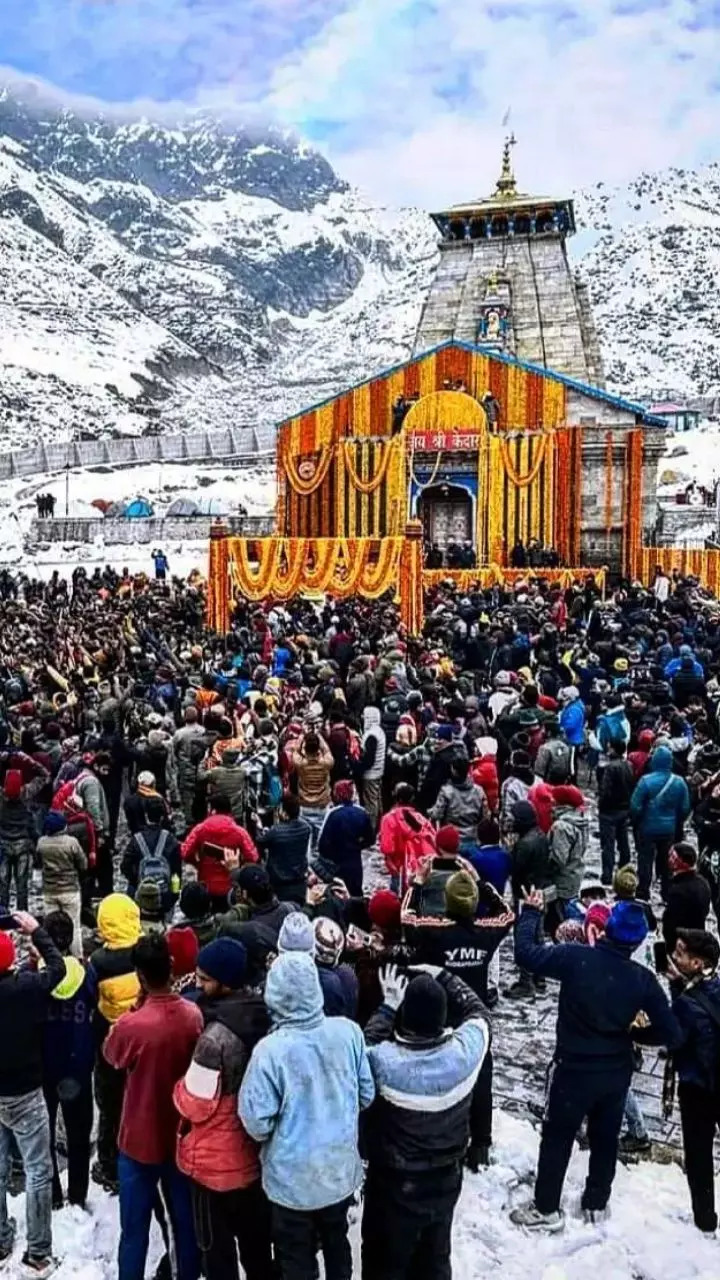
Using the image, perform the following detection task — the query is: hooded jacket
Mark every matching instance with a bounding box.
[630,746,691,839]
[174,992,269,1192]
[238,952,375,1211]
[548,801,588,899]
[559,698,586,746]
[363,971,490,1173]
[88,893,141,1032]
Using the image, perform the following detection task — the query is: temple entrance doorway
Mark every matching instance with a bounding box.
[418,483,473,554]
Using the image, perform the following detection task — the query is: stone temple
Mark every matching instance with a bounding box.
[414,137,605,388]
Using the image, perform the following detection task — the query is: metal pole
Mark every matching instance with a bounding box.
[65,463,70,517]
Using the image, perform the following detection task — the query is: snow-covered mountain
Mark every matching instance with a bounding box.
[0,87,716,448]
[574,164,720,403]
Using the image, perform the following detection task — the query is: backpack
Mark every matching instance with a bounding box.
[546,740,571,784]
[263,761,284,810]
[135,829,171,896]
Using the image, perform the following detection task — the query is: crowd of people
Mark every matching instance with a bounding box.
[2,558,720,1277]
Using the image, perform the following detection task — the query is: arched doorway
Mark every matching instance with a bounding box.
[417,483,473,554]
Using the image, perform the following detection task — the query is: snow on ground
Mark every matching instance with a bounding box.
[2,1110,716,1280]
[0,458,276,575]
[658,426,720,495]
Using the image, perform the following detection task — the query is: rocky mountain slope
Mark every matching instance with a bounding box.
[574,163,720,403]
[0,87,716,449]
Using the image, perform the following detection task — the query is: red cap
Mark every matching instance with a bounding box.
[552,785,584,810]
[638,729,655,750]
[167,927,199,978]
[0,932,16,972]
[436,825,460,855]
[3,770,22,801]
[368,890,401,933]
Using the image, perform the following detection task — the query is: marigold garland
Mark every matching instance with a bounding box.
[284,443,334,496]
[224,536,404,603]
[623,430,644,579]
[342,439,399,494]
[499,434,548,487]
[604,431,614,554]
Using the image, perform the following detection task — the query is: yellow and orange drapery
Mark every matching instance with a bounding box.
[623,429,645,579]
[636,547,720,595]
[482,431,557,565]
[423,566,606,596]
[553,427,583,565]
[278,435,406,540]
[205,532,424,634]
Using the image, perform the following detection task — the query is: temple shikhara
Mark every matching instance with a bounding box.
[207,141,676,633]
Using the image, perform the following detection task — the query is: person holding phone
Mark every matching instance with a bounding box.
[0,911,65,1276]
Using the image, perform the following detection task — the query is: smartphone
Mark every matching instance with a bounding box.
[654,941,668,975]
[0,914,17,931]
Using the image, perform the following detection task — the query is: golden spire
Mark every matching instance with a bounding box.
[494,133,517,198]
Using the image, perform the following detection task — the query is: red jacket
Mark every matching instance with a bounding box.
[182,815,258,898]
[379,806,436,879]
[470,757,499,814]
[528,780,555,834]
[104,993,203,1164]
[174,1081,260,1192]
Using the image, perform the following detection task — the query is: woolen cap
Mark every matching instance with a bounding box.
[197,937,247,989]
[401,975,447,1038]
[445,871,479,918]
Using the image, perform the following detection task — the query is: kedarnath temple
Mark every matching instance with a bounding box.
[207,141,676,634]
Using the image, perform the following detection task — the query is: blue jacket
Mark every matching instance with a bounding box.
[630,746,690,839]
[596,705,631,751]
[515,906,682,1069]
[238,952,375,1210]
[664,650,703,680]
[672,976,720,1091]
[466,843,512,895]
[43,956,96,1088]
[559,700,586,747]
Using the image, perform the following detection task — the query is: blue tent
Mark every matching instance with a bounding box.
[124,497,154,518]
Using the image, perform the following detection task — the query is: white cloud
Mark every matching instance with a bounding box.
[266,0,720,205]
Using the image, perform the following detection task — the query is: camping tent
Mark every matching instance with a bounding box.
[91,499,111,514]
[124,497,154,518]
[104,501,126,518]
[167,497,200,517]
[194,496,230,516]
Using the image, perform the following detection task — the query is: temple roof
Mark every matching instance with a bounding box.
[435,136,569,216]
[275,340,669,431]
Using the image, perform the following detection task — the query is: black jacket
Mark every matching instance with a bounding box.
[0,926,65,1095]
[363,971,489,1173]
[515,906,683,1069]
[0,796,35,845]
[662,870,712,952]
[598,758,635,814]
[672,975,720,1091]
[404,885,514,1003]
[511,828,552,897]
[258,819,312,891]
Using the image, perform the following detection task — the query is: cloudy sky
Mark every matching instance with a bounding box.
[1,0,718,205]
